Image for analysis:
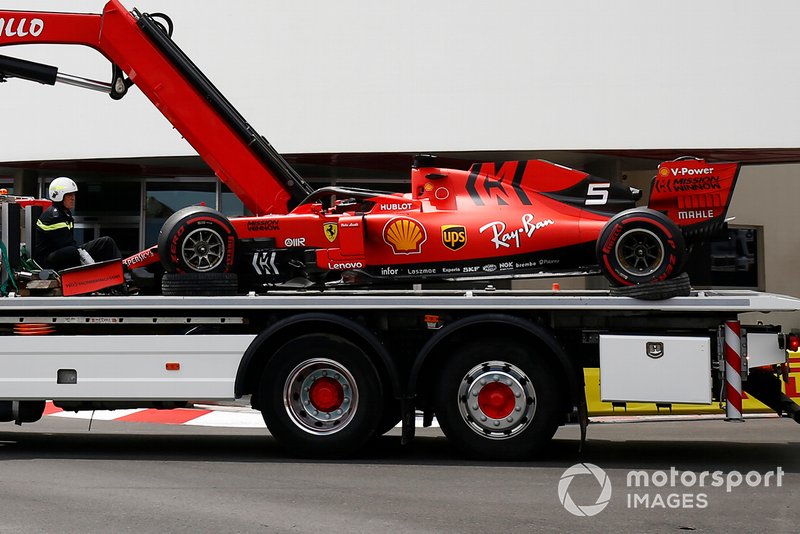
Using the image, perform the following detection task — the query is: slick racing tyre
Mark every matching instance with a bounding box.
[161,272,239,296]
[596,208,685,286]
[259,334,383,458]
[158,206,237,274]
[434,339,561,460]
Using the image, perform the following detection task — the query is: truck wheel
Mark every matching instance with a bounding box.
[161,272,238,296]
[157,206,237,274]
[259,334,383,457]
[434,340,561,460]
[596,208,685,286]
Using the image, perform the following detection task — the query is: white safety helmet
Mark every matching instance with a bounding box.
[48,177,78,202]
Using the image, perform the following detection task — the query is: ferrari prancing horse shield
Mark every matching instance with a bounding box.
[323,222,338,243]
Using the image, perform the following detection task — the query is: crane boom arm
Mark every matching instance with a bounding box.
[0,0,313,215]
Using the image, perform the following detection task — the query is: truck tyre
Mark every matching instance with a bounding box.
[259,334,383,458]
[158,206,237,274]
[434,339,561,460]
[161,272,238,296]
[596,208,685,286]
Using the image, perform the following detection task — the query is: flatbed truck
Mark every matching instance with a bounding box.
[1,288,799,459]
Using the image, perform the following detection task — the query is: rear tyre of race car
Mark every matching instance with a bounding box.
[433,340,561,460]
[596,208,686,287]
[259,334,383,458]
[157,206,237,274]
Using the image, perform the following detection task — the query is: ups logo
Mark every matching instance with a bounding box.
[441,225,467,251]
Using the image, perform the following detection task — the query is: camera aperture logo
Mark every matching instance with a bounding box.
[558,464,785,516]
[558,463,612,517]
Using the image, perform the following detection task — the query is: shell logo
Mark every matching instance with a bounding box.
[659,168,670,177]
[383,217,427,254]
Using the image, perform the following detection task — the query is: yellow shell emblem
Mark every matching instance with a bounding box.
[659,167,670,177]
[383,217,427,254]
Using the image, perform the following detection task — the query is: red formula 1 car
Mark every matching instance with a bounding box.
[0,1,740,295]
[132,156,739,294]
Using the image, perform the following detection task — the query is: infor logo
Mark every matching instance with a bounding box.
[558,463,612,517]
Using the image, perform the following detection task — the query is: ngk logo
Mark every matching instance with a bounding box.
[0,18,44,38]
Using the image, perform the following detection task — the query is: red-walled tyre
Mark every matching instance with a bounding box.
[157,206,237,274]
[596,208,685,287]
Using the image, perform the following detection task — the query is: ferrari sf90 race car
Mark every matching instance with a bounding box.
[127,156,739,295]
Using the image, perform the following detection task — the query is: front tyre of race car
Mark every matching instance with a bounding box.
[596,208,686,286]
[157,206,237,274]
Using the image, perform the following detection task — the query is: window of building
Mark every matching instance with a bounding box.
[220,184,248,217]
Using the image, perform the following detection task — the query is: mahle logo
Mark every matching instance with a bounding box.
[441,225,466,251]
[558,463,612,517]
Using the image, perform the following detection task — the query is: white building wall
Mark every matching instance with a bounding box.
[1,0,799,161]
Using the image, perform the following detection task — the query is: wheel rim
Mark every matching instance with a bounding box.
[457,361,536,440]
[284,358,358,435]
[614,227,665,277]
[181,227,225,272]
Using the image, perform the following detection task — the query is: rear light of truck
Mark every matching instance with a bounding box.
[780,333,800,352]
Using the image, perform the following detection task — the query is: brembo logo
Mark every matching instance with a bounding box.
[0,18,44,38]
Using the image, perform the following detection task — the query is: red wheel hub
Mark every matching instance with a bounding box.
[477,382,515,419]
[308,377,345,412]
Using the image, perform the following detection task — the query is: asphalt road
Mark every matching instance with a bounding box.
[0,416,798,533]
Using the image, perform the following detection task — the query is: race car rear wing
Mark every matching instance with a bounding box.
[647,159,740,239]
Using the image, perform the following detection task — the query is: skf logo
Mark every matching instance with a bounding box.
[441,225,467,251]
[383,217,427,254]
[323,222,338,243]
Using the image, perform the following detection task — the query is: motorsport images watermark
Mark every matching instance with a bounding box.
[558,463,785,516]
